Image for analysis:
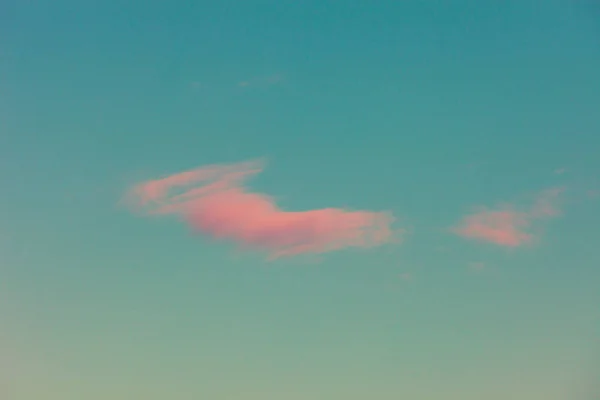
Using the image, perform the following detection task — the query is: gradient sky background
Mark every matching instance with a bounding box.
[2,1,600,399]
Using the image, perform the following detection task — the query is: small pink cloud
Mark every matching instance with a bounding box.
[125,160,399,259]
[452,188,564,247]
[453,209,533,247]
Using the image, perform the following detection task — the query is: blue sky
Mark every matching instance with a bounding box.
[2,1,600,399]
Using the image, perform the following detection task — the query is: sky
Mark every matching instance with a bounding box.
[2,1,600,399]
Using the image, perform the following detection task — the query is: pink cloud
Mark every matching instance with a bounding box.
[452,188,564,247]
[453,209,533,247]
[125,160,398,259]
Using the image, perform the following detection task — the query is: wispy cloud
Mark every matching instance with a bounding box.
[124,159,399,259]
[451,187,564,247]
[453,209,533,247]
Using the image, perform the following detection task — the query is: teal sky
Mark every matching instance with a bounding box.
[2,1,600,399]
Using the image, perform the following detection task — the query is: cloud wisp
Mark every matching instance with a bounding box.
[451,187,564,248]
[124,160,398,259]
